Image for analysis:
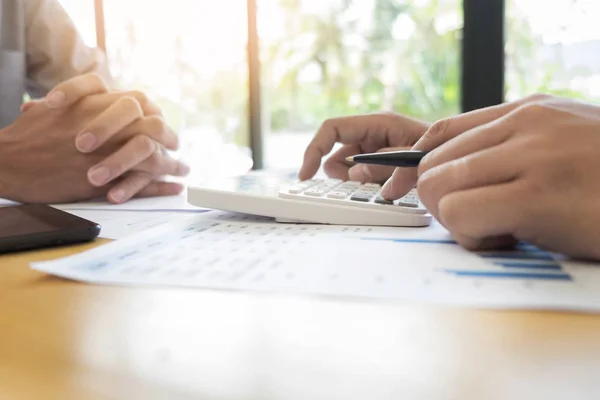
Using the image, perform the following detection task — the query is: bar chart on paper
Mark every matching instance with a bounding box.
[362,237,573,282]
[30,212,600,312]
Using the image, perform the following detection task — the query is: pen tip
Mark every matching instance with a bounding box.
[346,156,354,162]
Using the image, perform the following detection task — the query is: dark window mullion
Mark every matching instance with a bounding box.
[461,0,505,112]
[247,0,263,169]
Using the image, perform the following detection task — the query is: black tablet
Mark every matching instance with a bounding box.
[0,204,101,254]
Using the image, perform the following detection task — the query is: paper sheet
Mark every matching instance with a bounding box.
[54,194,207,212]
[64,209,203,239]
[0,198,18,207]
[52,169,300,212]
[31,212,600,312]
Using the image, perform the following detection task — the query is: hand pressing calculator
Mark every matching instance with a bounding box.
[187,175,432,227]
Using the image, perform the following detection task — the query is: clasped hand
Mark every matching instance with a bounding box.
[0,73,189,204]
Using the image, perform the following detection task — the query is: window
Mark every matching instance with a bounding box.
[57,0,97,46]
[258,0,462,169]
[103,0,254,179]
[61,0,253,180]
[505,0,600,102]
[56,0,598,172]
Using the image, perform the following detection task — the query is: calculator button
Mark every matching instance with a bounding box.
[397,202,418,208]
[299,179,322,188]
[288,186,305,194]
[397,198,419,207]
[402,195,419,203]
[342,181,361,187]
[327,191,348,199]
[350,193,373,202]
[321,183,341,191]
[363,183,381,188]
[354,191,374,197]
[374,196,393,205]
[304,189,326,197]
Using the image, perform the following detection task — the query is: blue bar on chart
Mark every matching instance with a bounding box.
[477,252,555,261]
[359,238,457,245]
[444,270,573,281]
[492,261,563,271]
[358,238,555,261]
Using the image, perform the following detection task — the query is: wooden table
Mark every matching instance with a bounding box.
[1,241,600,400]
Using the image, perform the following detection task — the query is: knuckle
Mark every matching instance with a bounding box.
[417,152,436,177]
[437,195,462,232]
[509,199,538,242]
[119,96,144,116]
[87,72,106,86]
[144,115,166,135]
[378,111,403,126]
[134,134,156,154]
[513,102,550,120]
[438,193,479,238]
[90,122,111,137]
[416,166,441,205]
[319,118,338,134]
[521,92,553,104]
[424,117,452,141]
[144,153,164,173]
[130,90,149,107]
[415,179,431,204]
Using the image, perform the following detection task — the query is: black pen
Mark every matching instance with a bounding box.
[345,150,428,167]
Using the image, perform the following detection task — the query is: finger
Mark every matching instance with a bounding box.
[108,174,185,203]
[410,95,553,155]
[380,167,418,201]
[299,114,405,181]
[45,73,110,108]
[417,117,515,179]
[381,112,516,200]
[75,96,144,153]
[20,100,40,113]
[133,152,190,177]
[323,145,410,182]
[322,144,360,180]
[106,173,153,204]
[437,182,526,246]
[87,135,156,187]
[348,164,395,183]
[416,143,523,221]
[135,181,185,198]
[452,234,518,252]
[119,115,179,151]
[118,90,162,116]
[347,146,410,183]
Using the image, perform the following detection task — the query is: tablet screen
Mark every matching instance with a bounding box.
[0,206,60,238]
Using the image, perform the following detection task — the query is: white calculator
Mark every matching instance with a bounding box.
[187,174,432,227]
